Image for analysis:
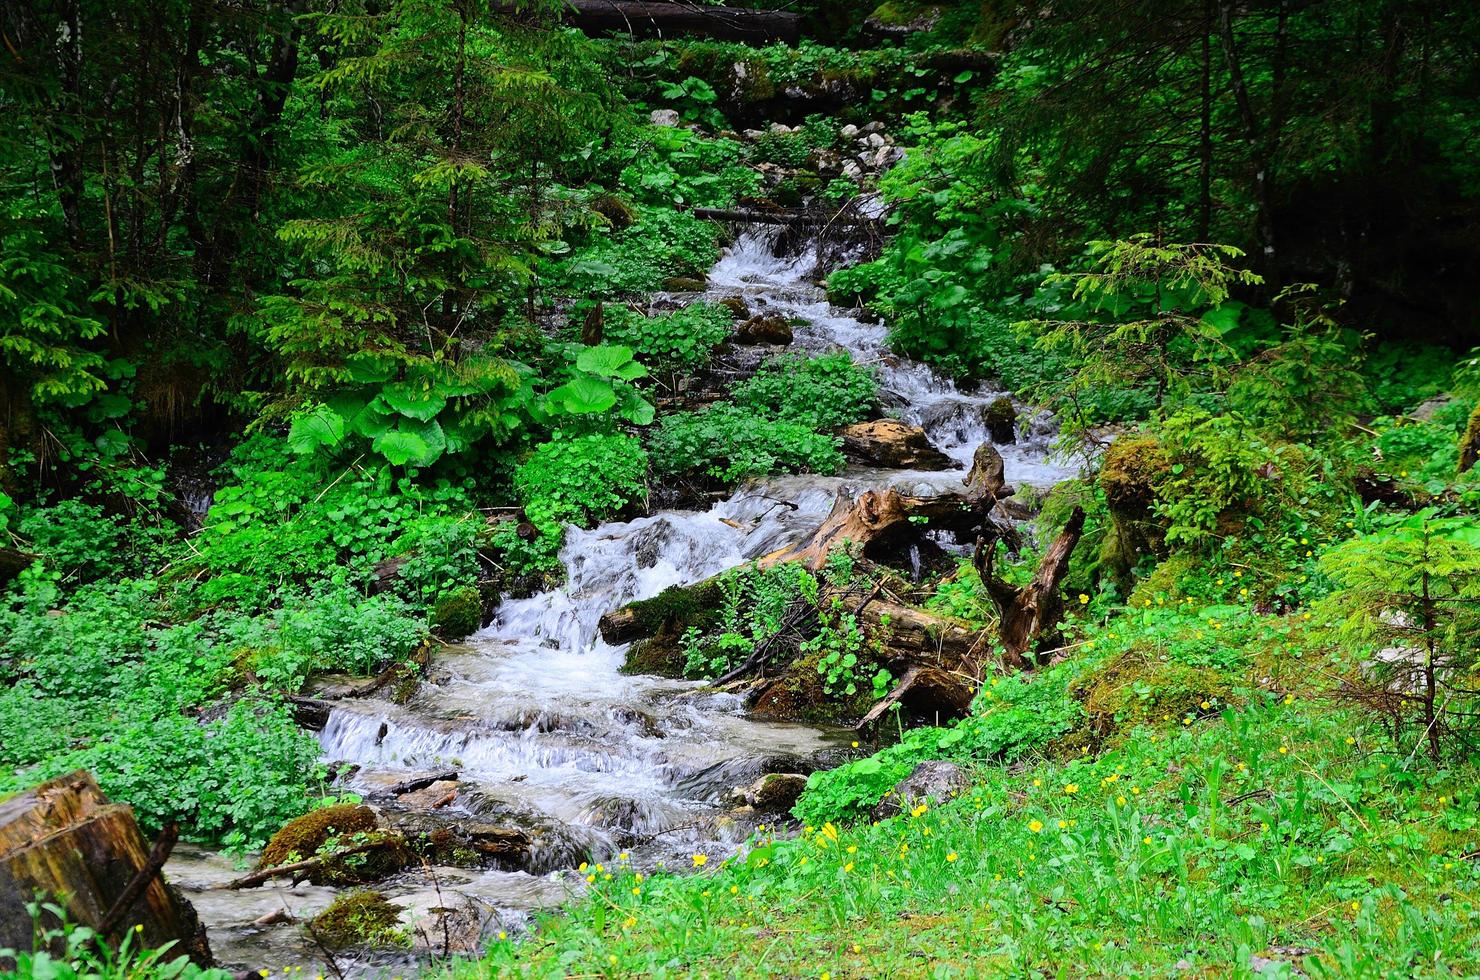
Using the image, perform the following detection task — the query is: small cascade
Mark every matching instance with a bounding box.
[174,224,1077,974]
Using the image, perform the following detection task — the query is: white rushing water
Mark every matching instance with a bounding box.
[169,227,1077,972]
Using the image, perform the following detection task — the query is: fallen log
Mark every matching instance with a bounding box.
[502,1,800,44]
[219,839,392,891]
[383,770,459,797]
[976,507,1086,670]
[692,207,876,226]
[0,771,211,966]
[855,666,976,732]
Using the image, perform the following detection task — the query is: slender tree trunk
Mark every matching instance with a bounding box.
[1198,0,1213,240]
[50,0,85,247]
[1215,0,1277,277]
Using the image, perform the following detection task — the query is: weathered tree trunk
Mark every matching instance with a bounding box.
[976,508,1086,670]
[507,1,801,44]
[0,772,210,966]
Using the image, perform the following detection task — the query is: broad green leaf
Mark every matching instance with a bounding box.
[576,345,647,380]
[345,354,397,384]
[287,405,346,454]
[548,377,617,414]
[380,381,447,421]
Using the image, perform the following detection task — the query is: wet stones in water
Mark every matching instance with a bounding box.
[984,396,1017,444]
[662,275,709,292]
[430,584,483,640]
[840,418,953,470]
[718,295,751,320]
[731,773,809,813]
[734,312,794,345]
[870,761,971,821]
[308,891,405,950]
[256,804,410,886]
[390,812,532,870]
[397,779,460,810]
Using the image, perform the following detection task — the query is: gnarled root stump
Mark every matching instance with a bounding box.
[0,771,210,966]
[976,507,1086,670]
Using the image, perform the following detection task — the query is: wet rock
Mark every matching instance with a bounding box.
[398,779,460,810]
[742,773,809,813]
[308,891,404,950]
[401,891,496,955]
[864,132,886,149]
[842,160,863,180]
[734,312,794,345]
[719,295,750,319]
[389,811,533,869]
[984,396,1017,444]
[840,419,953,470]
[649,108,680,127]
[663,276,708,292]
[257,805,410,886]
[871,761,971,820]
[840,124,859,138]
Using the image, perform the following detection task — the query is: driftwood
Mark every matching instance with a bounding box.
[384,771,459,797]
[219,839,392,891]
[976,507,1086,670]
[501,1,800,43]
[855,665,976,732]
[0,771,211,966]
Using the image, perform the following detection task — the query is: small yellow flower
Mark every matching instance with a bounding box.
[843,862,854,872]
[1079,593,1089,605]
[609,956,618,966]
[498,930,508,940]
[1279,746,1288,754]
[1345,736,1355,745]
[1350,901,1360,911]
[730,885,739,894]
[1200,700,1211,710]
[1143,836,1152,845]
[623,917,637,929]
[134,925,144,933]
[692,853,708,867]
[618,851,630,861]
[851,740,860,748]
[852,944,862,953]
[578,861,588,872]
[1029,819,1044,833]
[586,873,596,883]
[1116,796,1128,806]
[1032,778,1042,787]
[910,803,929,817]
[1058,820,1068,829]
[946,852,958,862]
[1064,783,1079,795]
[632,886,642,895]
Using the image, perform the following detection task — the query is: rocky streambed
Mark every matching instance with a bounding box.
[166,225,1077,975]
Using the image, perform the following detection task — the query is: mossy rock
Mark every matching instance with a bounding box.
[623,626,688,678]
[589,192,635,231]
[1459,401,1480,473]
[430,585,483,641]
[1098,436,1173,591]
[1126,553,1201,607]
[625,580,726,637]
[1070,649,1237,737]
[309,891,406,950]
[751,649,877,724]
[258,805,410,885]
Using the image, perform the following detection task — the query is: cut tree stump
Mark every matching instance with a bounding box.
[0,771,211,966]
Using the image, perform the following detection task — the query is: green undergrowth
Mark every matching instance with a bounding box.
[446,596,1480,978]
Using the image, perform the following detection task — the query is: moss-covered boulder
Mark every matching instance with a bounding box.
[309,891,406,950]
[430,585,483,640]
[257,804,409,885]
[1070,649,1237,737]
[1097,436,1172,591]
[1460,401,1480,473]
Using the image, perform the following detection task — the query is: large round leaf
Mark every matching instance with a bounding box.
[575,345,647,380]
[380,381,448,421]
[372,419,447,466]
[548,377,618,415]
[288,405,347,454]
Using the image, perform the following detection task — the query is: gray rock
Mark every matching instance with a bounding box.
[840,124,859,138]
[768,122,792,134]
[871,761,971,820]
[865,132,887,149]
[739,773,809,813]
[649,109,680,127]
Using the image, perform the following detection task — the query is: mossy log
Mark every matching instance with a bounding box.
[500,1,801,43]
[0,771,210,966]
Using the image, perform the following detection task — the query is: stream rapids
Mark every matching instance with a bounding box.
[166,227,1078,973]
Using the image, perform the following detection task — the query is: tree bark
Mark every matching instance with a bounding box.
[0,771,210,966]
[976,507,1085,670]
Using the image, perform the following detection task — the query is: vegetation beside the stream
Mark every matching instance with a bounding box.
[4,0,1480,977]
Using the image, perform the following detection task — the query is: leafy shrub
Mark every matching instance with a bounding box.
[17,499,128,582]
[680,563,810,678]
[733,353,878,429]
[250,585,426,691]
[794,666,1080,825]
[649,404,844,483]
[605,302,731,379]
[515,431,649,527]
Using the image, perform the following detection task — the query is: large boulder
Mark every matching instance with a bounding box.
[870,761,971,820]
[840,419,953,470]
[734,312,794,345]
[732,773,809,813]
